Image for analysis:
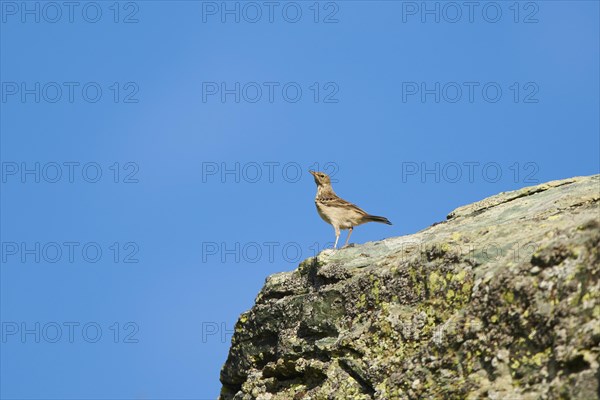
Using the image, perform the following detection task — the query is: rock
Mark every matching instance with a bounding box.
[219,175,600,399]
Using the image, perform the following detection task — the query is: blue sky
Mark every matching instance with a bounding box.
[1,1,598,399]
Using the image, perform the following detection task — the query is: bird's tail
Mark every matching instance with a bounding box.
[366,215,392,225]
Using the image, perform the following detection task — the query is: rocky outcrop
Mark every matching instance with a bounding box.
[220,175,600,399]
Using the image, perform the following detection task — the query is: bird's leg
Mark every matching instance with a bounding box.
[333,227,340,249]
[344,227,353,247]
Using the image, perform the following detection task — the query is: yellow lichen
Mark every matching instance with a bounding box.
[372,280,381,303]
[429,271,447,292]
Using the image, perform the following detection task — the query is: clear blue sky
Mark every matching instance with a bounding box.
[1,1,598,399]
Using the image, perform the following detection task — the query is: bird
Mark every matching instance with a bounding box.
[309,170,392,249]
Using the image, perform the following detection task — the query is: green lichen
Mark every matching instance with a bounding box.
[503,290,515,304]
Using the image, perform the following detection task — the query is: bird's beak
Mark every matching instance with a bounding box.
[309,170,317,177]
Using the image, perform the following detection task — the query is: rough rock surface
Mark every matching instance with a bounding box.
[220,175,600,400]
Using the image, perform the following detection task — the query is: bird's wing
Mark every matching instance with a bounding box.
[317,196,369,216]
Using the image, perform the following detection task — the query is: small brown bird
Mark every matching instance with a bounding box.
[310,170,392,248]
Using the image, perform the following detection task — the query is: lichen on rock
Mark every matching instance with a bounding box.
[220,175,600,400]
